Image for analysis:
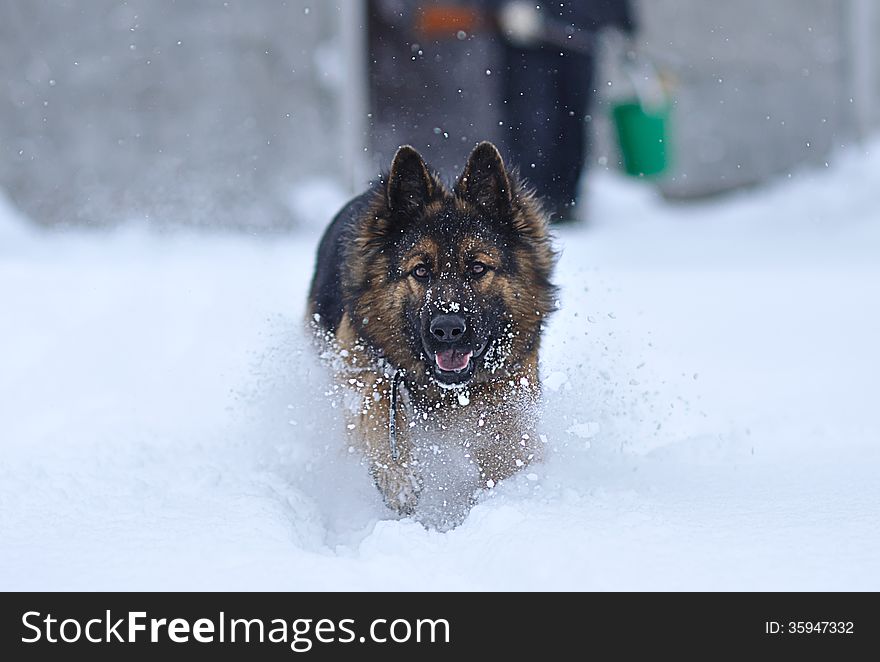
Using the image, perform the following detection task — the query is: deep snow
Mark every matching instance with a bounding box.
[1,145,879,591]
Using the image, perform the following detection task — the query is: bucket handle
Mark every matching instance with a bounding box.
[621,48,669,114]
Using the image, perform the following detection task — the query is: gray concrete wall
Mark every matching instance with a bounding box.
[596,0,854,197]
[0,0,345,229]
[1,1,876,230]
[874,6,880,129]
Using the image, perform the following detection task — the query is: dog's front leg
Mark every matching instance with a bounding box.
[473,387,543,488]
[353,374,420,515]
[474,427,541,486]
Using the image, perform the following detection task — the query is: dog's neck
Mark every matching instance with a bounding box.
[402,356,540,410]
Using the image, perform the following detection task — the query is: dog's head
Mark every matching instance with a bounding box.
[349,142,556,388]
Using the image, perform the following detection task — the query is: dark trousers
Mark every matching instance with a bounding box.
[501,44,595,208]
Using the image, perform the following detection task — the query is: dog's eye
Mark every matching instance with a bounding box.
[411,265,431,281]
[469,262,488,277]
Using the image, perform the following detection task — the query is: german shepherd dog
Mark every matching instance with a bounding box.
[307,142,556,514]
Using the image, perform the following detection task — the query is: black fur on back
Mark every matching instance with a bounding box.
[307,185,380,333]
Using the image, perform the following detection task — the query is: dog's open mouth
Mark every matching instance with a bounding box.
[435,348,473,373]
[428,338,490,387]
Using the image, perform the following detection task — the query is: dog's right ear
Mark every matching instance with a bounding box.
[387,146,434,217]
[455,141,513,220]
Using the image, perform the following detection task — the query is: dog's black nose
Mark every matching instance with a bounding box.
[430,314,467,343]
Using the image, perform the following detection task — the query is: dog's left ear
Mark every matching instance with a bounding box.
[455,142,512,218]
[387,145,435,218]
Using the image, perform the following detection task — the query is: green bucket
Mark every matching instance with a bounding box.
[612,99,670,178]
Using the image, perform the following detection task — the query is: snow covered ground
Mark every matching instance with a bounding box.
[2,144,879,591]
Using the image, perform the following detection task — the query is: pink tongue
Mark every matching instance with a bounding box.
[435,349,473,372]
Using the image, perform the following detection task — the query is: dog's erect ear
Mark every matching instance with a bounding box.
[455,141,512,218]
[387,145,434,217]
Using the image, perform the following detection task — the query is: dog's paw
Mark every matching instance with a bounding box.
[372,464,420,515]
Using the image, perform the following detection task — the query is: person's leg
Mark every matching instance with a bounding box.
[553,50,595,219]
[501,45,595,219]
[500,44,563,200]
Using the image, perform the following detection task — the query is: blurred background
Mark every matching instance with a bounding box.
[2,0,877,230]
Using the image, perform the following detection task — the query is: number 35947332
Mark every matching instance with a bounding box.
[765,621,854,634]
